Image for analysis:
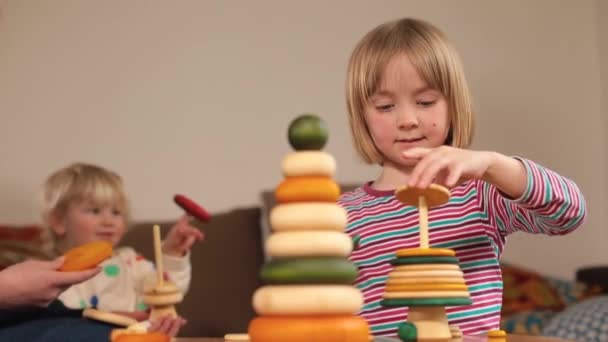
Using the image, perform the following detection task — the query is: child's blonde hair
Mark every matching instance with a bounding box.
[346,17,475,164]
[42,162,130,225]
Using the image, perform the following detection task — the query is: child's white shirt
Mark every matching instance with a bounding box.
[59,246,191,312]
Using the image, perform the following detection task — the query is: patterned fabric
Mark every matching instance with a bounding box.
[339,158,586,337]
[501,310,557,335]
[542,296,608,342]
[58,247,191,312]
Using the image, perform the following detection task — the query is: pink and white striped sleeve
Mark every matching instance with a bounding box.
[477,158,587,236]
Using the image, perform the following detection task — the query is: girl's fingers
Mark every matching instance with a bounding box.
[166,317,185,337]
[156,315,173,333]
[409,150,445,187]
[445,164,463,187]
[178,236,197,252]
[402,147,431,159]
[418,157,450,188]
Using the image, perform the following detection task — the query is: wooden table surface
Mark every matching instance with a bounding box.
[176,335,572,342]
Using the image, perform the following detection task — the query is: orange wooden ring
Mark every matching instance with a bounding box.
[249,315,369,342]
[275,177,340,203]
[384,283,468,292]
[59,241,113,272]
[387,277,466,285]
[395,248,455,257]
[113,332,170,342]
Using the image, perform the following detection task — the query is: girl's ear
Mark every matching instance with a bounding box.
[48,211,67,236]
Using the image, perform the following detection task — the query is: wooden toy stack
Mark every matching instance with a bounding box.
[247,114,370,342]
[380,185,472,342]
[142,225,184,321]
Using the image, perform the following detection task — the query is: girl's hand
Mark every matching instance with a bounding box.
[161,215,204,257]
[403,146,495,188]
[112,310,150,322]
[148,314,187,337]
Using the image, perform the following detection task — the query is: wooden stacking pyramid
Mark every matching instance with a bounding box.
[247,114,370,342]
[380,184,471,342]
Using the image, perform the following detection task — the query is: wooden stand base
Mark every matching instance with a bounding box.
[407,306,451,341]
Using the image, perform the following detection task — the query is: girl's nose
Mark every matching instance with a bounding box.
[101,210,116,225]
[397,107,419,129]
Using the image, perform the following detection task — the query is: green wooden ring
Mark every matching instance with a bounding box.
[390,256,459,266]
[260,257,358,284]
[380,297,473,307]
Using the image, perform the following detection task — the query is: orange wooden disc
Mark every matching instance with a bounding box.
[488,330,507,338]
[113,332,170,342]
[395,184,450,207]
[387,277,466,285]
[395,248,455,257]
[59,241,113,272]
[275,177,340,203]
[249,315,369,342]
[385,283,468,292]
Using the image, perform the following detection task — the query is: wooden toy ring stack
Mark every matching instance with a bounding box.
[245,114,371,342]
[394,184,450,249]
[109,317,171,342]
[143,224,184,321]
[381,184,473,342]
[83,308,138,327]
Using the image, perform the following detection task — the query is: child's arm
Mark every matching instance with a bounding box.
[160,252,192,294]
[132,216,202,297]
[161,215,204,258]
[404,146,586,235]
[159,215,203,294]
[478,157,586,235]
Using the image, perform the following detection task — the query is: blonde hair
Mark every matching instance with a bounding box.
[346,18,475,164]
[42,162,130,224]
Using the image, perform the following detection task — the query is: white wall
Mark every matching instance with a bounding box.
[601,0,608,238]
[474,0,607,279]
[0,0,605,279]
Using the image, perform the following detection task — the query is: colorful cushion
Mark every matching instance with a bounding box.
[546,277,603,306]
[0,225,54,269]
[501,263,565,315]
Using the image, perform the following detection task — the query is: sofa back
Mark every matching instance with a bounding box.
[121,206,264,337]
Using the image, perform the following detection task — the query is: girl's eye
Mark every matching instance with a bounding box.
[88,208,101,214]
[112,209,122,216]
[375,104,394,112]
[417,100,436,107]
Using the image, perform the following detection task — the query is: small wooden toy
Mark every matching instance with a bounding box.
[111,331,170,342]
[59,241,112,272]
[173,194,211,222]
[82,308,137,327]
[143,224,184,321]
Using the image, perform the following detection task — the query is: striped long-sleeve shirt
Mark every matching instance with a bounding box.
[339,158,586,336]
